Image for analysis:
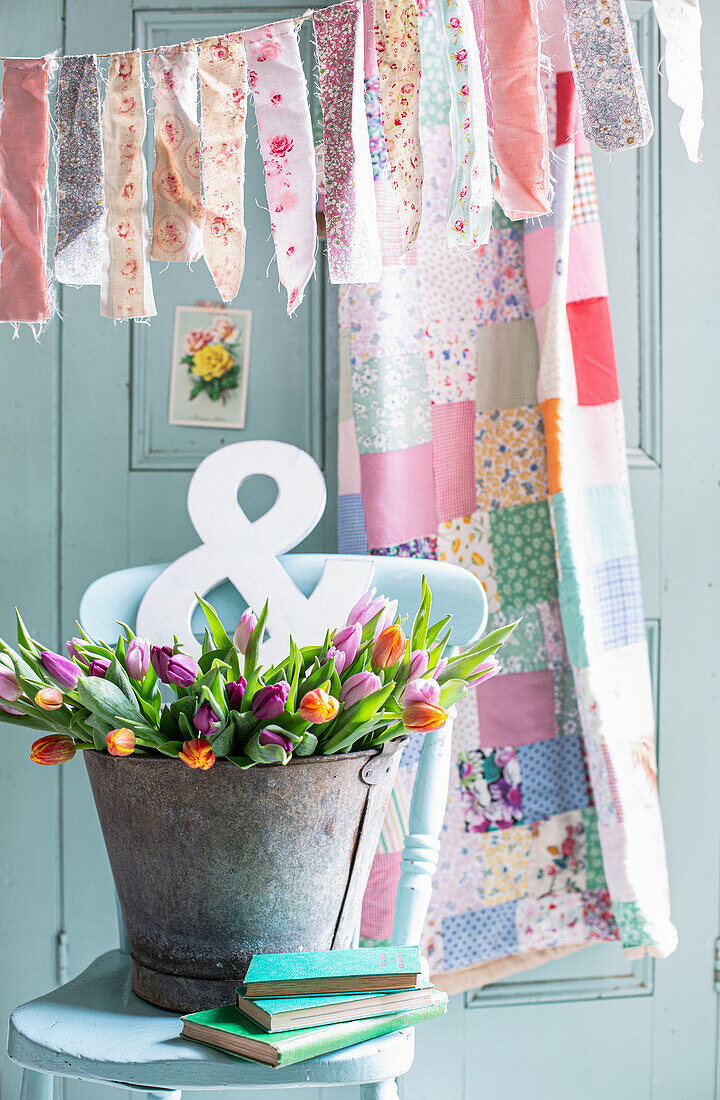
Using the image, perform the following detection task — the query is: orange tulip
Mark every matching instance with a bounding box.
[34,687,63,710]
[298,688,340,724]
[179,736,215,770]
[371,624,406,670]
[402,701,449,732]
[106,728,136,757]
[30,734,76,766]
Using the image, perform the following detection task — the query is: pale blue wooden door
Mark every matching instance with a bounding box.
[0,1,718,1099]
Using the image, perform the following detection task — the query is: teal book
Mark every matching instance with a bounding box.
[242,946,422,999]
[181,988,448,1067]
[235,981,434,1033]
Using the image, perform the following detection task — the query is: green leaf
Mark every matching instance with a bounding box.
[410,575,432,651]
[426,615,453,648]
[244,729,290,765]
[227,754,255,769]
[244,600,269,679]
[178,712,195,741]
[86,713,112,751]
[195,592,234,652]
[438,621,519,683]
[320,683,396,754]
[438,679,468,708]
[295,731,318,756]
[106,656,139,705]
[77,676,143,727]
[15,609,40,656]
[209,720,235,758]
[157,740,182,757]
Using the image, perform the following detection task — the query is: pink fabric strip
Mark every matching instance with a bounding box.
[0,58,51,324]
[313,0,382,284]
[246,21,317,315]
[199,33,248,302]
[150,43,205,263]
[100,52,155,320]
[483,0,550,219]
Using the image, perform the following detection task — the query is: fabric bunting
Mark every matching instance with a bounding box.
[651,0,703,162]
[563,0,654,152]
[0,58,52,324]
[55,55,105,286]
[313,0,382,284]
[246,21,317,315]
[199,34,248,302]
[150,43,205,264]
[100,52,155,320]
[437,0,492,250]
[374,0,423,255]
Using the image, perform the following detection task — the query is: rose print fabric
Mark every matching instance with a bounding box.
[374,0,423,255]
[563,0,654,151]
[55,55,105,286]
[0,58,52,324]
[437,0,492,250]
[246,21,317,315]
[313,0,382,284]
[100,52,155,320]
[150,43,205,263]
[199,33,248,302]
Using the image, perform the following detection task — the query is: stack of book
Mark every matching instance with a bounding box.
[181,946,447,1068]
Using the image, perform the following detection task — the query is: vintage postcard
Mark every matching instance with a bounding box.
[169,305,252,430]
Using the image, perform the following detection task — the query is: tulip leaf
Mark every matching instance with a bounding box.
[177,712,195,741]
[239,666,263,713]
[320,683,396,754]
[15,609,40,657]
[209,720,234,758]
[77,676,143,727]
[243,600,269,679]
[295,731,318,756]
[157,740,182,757]
[195,592,234,652]
[160,705,180,739]
[438,621,519,683]
[426,615,453,648]
[227,754,255,769]
[86,713,112,751]
[286,637,301,711]
[106,656,138,706]
[229,709,259,752]
[244,729,290,765]
[438,679,468,707]
[410,575,432,651]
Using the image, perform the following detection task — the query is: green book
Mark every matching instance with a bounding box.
[235,981,434,1033]
[242,946,422,999]
[181,988,448,1067]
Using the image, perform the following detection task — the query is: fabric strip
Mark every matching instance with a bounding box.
[150,43,205,263]
[313,0,382,283]
[437,0,492,250]
[651,0,703,162]
[100,51,155,320]
[374,0,423,255]
[55,55,104,286]
[0,58,52,323]
[199,33,248,301]
[563,0,654,152]
[483,0,550,219]
[246,21,317,315]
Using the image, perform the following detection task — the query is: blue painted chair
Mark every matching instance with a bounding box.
[8,554,487,1100]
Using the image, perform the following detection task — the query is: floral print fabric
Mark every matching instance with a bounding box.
[150,43,205,264]
[314,1,382,284]
[246,21,317,315]
[55,55,105,286]
[100,51,155,320]
[374,0,423,255]
[199,34,248,303]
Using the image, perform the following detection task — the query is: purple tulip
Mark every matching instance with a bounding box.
[88,657,111,678]
[339,670,382,707]
[258,728,293,754]
[126,637,150,681]
[66,638,87,665]
[233,609,257,655]
[252,681,290,720]
[409,649,429,679]
[329,624,361,667]
[469,655,501,687]
[193,702,220,735]
[41,650,80,690]
[226,676,247,710]
[151,645,199,687]
[0,668,23,714]
[402,677,441,706]
[325,646,347,675]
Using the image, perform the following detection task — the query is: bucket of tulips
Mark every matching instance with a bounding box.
[0,578,514,1012]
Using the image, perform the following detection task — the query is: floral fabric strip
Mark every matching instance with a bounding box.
[374,0,423,255]
[150,43,205,263]
[0,58,52,323]
[246,21,317,315]
[100,52,155,320]
[437,0,492,250]
[199,34,248,302]
[55,55,104,286]
[651,0,703,162]
[313,0,382,283]
[483,0,550,219]
[563,0,653,152]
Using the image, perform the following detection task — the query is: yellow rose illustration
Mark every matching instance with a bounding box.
[191,343,235,381]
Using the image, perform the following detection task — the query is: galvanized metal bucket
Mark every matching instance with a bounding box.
[84,739,406,1012]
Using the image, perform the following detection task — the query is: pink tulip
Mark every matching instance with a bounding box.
[469,655,501,686]
[233,609,257,654]
[401,677,441,706]
[409,649,429,679]
[339,671,381,707]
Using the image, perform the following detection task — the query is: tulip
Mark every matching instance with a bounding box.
[434,657,448,678]
[346,587,379,627]
[325,646,347,675]
[329,624,361,667]
[41,649,80,690]
[126,637,150,680]
[66,638,87,664]
[371,624,406,670]
[298,688,340,724]
[401,677,441,706]
[30,734,76,765]
[226,676,247,710]
[468,655,501,687]
[193,702,220,735]
[88,657,111,678]
[258,728,294,754]
[233,609,257,654]
[35,687,64,710]
[373,598,398,639]
[106,727,136,756]
[409,649,429,679]
[251,681,290,720]
[339,670,381,707]
[179,737,215,770]
[402,701,449,732]
[151,646,199,687]
[0,668,22,703]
